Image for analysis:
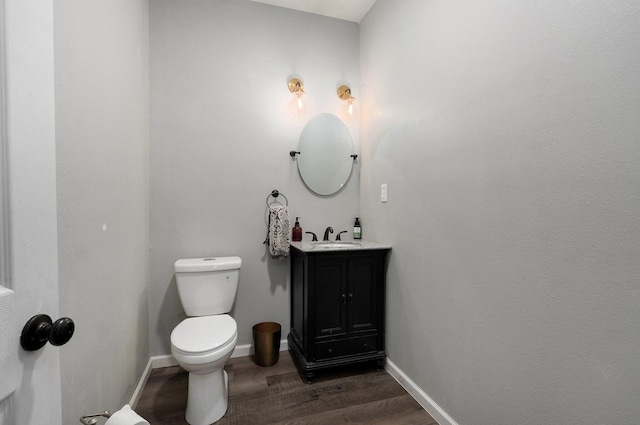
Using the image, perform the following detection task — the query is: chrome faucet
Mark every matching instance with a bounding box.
[323,226,334,241]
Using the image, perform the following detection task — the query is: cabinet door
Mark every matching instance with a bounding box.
[312,256,348,339]
[347,254,380,335]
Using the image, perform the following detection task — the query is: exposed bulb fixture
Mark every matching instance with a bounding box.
[288,77,307,117]
[337,84,355,116]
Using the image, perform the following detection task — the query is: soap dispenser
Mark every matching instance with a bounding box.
[292,217,303,242]
[353,217,362,239]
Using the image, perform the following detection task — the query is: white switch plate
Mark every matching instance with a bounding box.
[381,184,388,202]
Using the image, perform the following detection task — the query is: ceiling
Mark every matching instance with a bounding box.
[250,0,377,23]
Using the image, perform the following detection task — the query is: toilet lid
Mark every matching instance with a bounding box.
[171,315,237,354]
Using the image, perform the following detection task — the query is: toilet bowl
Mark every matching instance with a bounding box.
[171,257,242,425]
[171,315,238,425]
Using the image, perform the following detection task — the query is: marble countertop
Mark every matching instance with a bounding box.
[290,239,392,253]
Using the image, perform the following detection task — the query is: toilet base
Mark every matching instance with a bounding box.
[185,368,229,425]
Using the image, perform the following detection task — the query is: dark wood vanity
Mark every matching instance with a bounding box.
[288,241,391,381]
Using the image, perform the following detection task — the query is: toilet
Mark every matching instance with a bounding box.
[170,256,241,425]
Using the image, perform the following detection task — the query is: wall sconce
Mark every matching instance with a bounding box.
[288,77,307,117]
[337,84,355,117]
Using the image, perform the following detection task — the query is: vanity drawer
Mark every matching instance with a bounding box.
[315,336,378,361]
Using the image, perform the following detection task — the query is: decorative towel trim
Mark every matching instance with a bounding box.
[264,206,290,259]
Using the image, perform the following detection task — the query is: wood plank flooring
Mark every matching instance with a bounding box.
[136,351,438,424]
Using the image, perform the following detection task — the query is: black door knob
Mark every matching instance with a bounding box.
[49,317,75,346]
[21,314,75,351]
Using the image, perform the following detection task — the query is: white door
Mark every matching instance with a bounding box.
[0,0,62,424]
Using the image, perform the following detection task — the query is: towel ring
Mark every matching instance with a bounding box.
[265,189,288,207]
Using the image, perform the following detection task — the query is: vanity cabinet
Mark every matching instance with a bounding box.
[288,245,390,381]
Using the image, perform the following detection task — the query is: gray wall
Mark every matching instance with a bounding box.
[54,0,150,423]
[360,1,640,424]
[149,1,360,354]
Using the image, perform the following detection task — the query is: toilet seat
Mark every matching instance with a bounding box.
[171,314,237,357]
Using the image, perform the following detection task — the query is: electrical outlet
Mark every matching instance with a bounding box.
[381,184,388,202]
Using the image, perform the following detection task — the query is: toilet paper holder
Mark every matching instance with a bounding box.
[79,411,111,424]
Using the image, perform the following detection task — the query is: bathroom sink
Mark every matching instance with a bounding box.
[291,239,390,253]
[311,241,362,250]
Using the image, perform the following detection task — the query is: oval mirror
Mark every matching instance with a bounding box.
[296,113,354,195]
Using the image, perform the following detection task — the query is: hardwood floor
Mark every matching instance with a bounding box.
[135,351,438,424]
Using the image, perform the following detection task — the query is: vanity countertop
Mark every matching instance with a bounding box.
[290,239,391,253]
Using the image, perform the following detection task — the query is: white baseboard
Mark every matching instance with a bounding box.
[386,358,459,425]
[231,338,289,358]
[150,354,178,369]
[129,339,290,408]
[129,358,153,409]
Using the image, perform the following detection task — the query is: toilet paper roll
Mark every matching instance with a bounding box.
[105,405,149,425]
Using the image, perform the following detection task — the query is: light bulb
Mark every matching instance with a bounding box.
[337,84,356,120]
[287,77,307,117]
[288,91,307,117]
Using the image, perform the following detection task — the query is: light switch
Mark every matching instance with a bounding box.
[381,184,388,202]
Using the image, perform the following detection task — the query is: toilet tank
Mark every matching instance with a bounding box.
[174,257,242,317]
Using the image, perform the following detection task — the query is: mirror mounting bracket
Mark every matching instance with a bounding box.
[291,151,356,160]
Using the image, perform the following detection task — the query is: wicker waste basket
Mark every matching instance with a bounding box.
[252,322,281,367]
